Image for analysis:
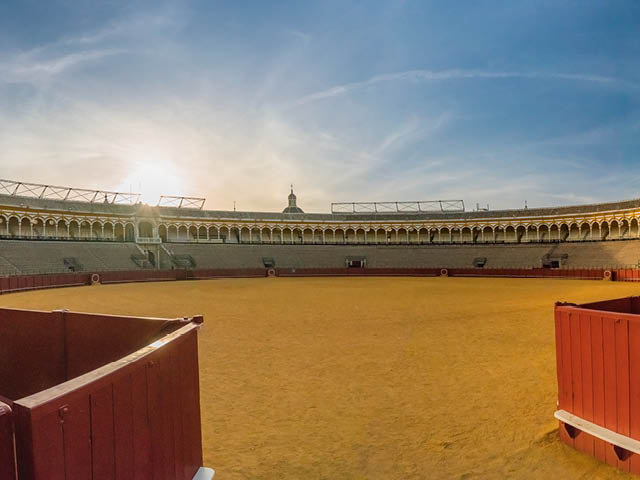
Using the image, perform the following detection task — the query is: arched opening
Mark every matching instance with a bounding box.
[526,225,538,242]
[293,228,303,244]
[591,223,600,241]
[282,228,292,244]
[158,225,168,242]
[345,228,356,244]
[125,224,135,242]
[600,221,610,241]
[324,229,335,244]
[198,226,208,240]
[219,226,229,242]
[32,218,45,238]
[631,219,639,238]
[505,226,516,243]
[303,228,313,244]
[494,227,504,242]
[515,226,526,243]
[248,227,259,243]
[103,222,114,240]
[8,217,19,237]
[538,225,549,242]
[481,226,493,243]
[355,228,366,243]
[610,220,620,239]
[559,224,570,241]
[114,223,124,241]
[461,227,472,243]
[334,229,345,244]
[79,221,91,239]
[261,227,271,243]
[20,217,32,237]
[580,223,590,241]
[569,223,580,241]
[620,219,630,239]
[238,227,249,243]
[68,220,80,239]
[395,228,406,244]
[91,221,101,239]
[272,228,282,244]
[439,228,450,244]
[208,226,219,240]
[365,228,375,244]
[57,219,68,239]
[188,226,198,241]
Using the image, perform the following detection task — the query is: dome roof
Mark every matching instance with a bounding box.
[282,206,304,214]
[283,186,304,214]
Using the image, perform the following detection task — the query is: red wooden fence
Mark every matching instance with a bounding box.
[555,298,640,474]
[0,308,205,480]
[0,401,15,480]
[0,267,636,298]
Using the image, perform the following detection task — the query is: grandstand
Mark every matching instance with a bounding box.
[1,179,640,274]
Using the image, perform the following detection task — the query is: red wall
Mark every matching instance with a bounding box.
[0,401,15,480]
[10,318,203,480]
[555,301,640,473]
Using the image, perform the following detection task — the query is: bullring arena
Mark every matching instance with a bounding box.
[3,179,640,479]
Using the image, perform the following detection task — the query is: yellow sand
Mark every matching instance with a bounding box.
[2,277,640,479]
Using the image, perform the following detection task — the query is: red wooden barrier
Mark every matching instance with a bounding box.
[0,401,16,480]
[0,308,207,480]
[555,298,640,474]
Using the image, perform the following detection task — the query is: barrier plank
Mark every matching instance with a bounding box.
[113,374,135,480]
[0,402,15,480]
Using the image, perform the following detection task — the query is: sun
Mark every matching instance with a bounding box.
[116,150,190,205]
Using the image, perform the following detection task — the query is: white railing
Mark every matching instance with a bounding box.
[136,237,161,244]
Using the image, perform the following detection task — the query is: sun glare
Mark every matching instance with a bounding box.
[116,152,190,205]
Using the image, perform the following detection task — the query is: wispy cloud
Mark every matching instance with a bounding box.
[0,48,125,85]
[288,69,633,108]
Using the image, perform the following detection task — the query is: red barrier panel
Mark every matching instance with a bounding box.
[1,309,206,480]
[555,299,640,474]
[0,402,15,480]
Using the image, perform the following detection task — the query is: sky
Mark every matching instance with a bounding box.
[0,0,638,212]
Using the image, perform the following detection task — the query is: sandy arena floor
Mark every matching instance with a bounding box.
[2,277,640,479]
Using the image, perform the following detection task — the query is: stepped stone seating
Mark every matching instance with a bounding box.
[1,238,640,276]
[0,241,142,274]
[556,240,640,269]
[165,243,554,270]
[0,255,19,276]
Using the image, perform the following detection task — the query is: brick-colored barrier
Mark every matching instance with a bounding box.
[1,308,205,480]
[555,298,640,474]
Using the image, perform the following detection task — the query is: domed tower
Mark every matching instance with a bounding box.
[282,185,304,214]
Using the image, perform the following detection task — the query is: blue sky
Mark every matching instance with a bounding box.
[0,0,638,212]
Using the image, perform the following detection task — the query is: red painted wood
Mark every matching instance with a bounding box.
[147,351,171,480]
[579,312,594,456]
[590,314,607,462]
[91,385,115,480]
[62,396,92,480]
[615,318,631,472]
[180,334,204,479]
[558,310,573,412]
[0,402,16,480]
[131,367,152,480]
[602,316,619,468]
[113,375,134,480]
[29,406,65,480]
[170,348,186,479]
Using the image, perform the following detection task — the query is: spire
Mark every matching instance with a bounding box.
[283,184,303,213]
